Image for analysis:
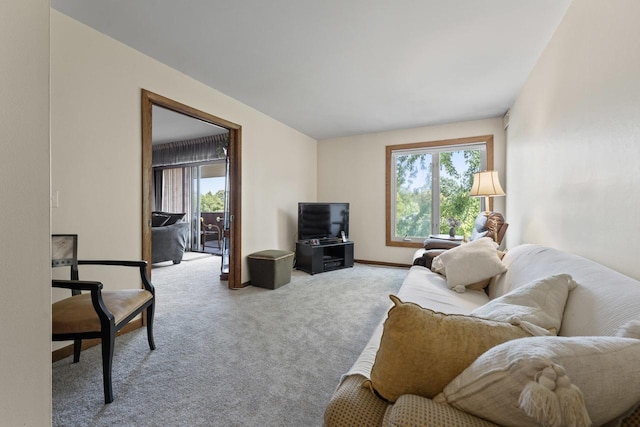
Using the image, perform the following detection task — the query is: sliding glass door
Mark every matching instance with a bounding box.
[194,161,227,256]
[158,160,227,257]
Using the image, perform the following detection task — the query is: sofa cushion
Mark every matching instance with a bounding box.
[487,244,640,338]
[387,393,500,426]
[366,295,530,403]
[431,237,507,292]
[436,336,640,427]
[470,274,577,336]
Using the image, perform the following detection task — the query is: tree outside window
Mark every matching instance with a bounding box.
[200,190,226,212]
[386,136,494,247]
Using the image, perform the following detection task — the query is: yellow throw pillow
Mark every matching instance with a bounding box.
[366,295,531,402]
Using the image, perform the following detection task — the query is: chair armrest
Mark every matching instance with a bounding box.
[78,260,154,293]
[78,260,147,268]
[52,279,102,292]
[496,223,509,246]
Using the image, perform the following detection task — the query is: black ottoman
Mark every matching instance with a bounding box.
[247,250,295,289]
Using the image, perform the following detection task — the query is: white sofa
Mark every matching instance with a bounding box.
[324,244,640,426]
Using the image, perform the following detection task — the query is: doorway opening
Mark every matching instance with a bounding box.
[141,90,242,288]
[194,163,226,256]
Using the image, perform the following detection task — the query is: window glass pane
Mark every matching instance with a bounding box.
[438,149,482,237]
[387,136,491,246]
[394,152,433,239]
[200,176,226,212]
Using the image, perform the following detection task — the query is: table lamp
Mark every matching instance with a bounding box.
[469,170,505,216]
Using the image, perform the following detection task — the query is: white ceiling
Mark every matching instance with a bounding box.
[51,0,572,140]
[152,106,228,145]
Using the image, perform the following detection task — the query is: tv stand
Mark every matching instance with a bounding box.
[295,240,354,275]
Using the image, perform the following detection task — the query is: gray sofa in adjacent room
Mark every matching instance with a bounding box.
[152,212,189,264]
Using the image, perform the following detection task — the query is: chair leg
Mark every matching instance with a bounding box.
[146,303,156,350]
[102,328,115,404]
[73,339,82,363]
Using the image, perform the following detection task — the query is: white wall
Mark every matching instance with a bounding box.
[506,0,640,279]
[51,11,317,288]
[0,0,51,424]
[318,118,506,265]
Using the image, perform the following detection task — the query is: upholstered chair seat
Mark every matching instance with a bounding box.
[53,290,153,334]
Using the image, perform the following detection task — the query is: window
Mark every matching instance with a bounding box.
[386,135,494,247]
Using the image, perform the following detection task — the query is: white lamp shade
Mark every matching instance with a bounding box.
[469,171,505,197]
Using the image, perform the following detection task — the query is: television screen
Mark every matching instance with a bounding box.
[298,202,349,241]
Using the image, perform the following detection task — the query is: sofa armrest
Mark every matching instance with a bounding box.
[387,394,500,427]
[324,374,390,427]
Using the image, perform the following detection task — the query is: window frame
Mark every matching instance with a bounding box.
[385,135,495,248]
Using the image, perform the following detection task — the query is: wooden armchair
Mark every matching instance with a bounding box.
[51,234,156,404]
[200,216,221,251]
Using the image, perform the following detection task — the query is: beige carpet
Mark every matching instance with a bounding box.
[52,257,406,426]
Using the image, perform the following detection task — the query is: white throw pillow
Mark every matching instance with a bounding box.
[615,319,640,339]
[433,237,506,292]
[470,274,577,336]
[435,336,640,427]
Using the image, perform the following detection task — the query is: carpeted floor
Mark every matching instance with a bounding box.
[52,257,406,426]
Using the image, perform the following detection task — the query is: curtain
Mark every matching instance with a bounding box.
[152,169,163,211]
[152,134,229,167]
[161,168,192,214]
[159,167,195,249]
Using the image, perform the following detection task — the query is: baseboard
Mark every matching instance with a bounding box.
[51,319,143,363]
[354,259,411,268]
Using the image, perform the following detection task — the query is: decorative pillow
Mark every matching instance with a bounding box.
[470,274,577,336]
[163,212,186,225]
[365,295,531,403]
[436,251,505,291]
[615,320,640,339]
[469,214,489,241]
[463,250,506,291]
[435,336,640,427]
[430,255,446,275]
[151,213,170,227]
[431,237,507,293]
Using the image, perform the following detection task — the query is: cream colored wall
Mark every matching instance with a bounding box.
[51,11,316,291]
[506,0,640,279]
[0,0,51,424]
[318,118,506,265]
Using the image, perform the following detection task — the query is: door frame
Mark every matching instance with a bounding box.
[141,89,243,289]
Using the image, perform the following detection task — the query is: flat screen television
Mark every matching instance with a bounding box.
[298,202,349,241]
